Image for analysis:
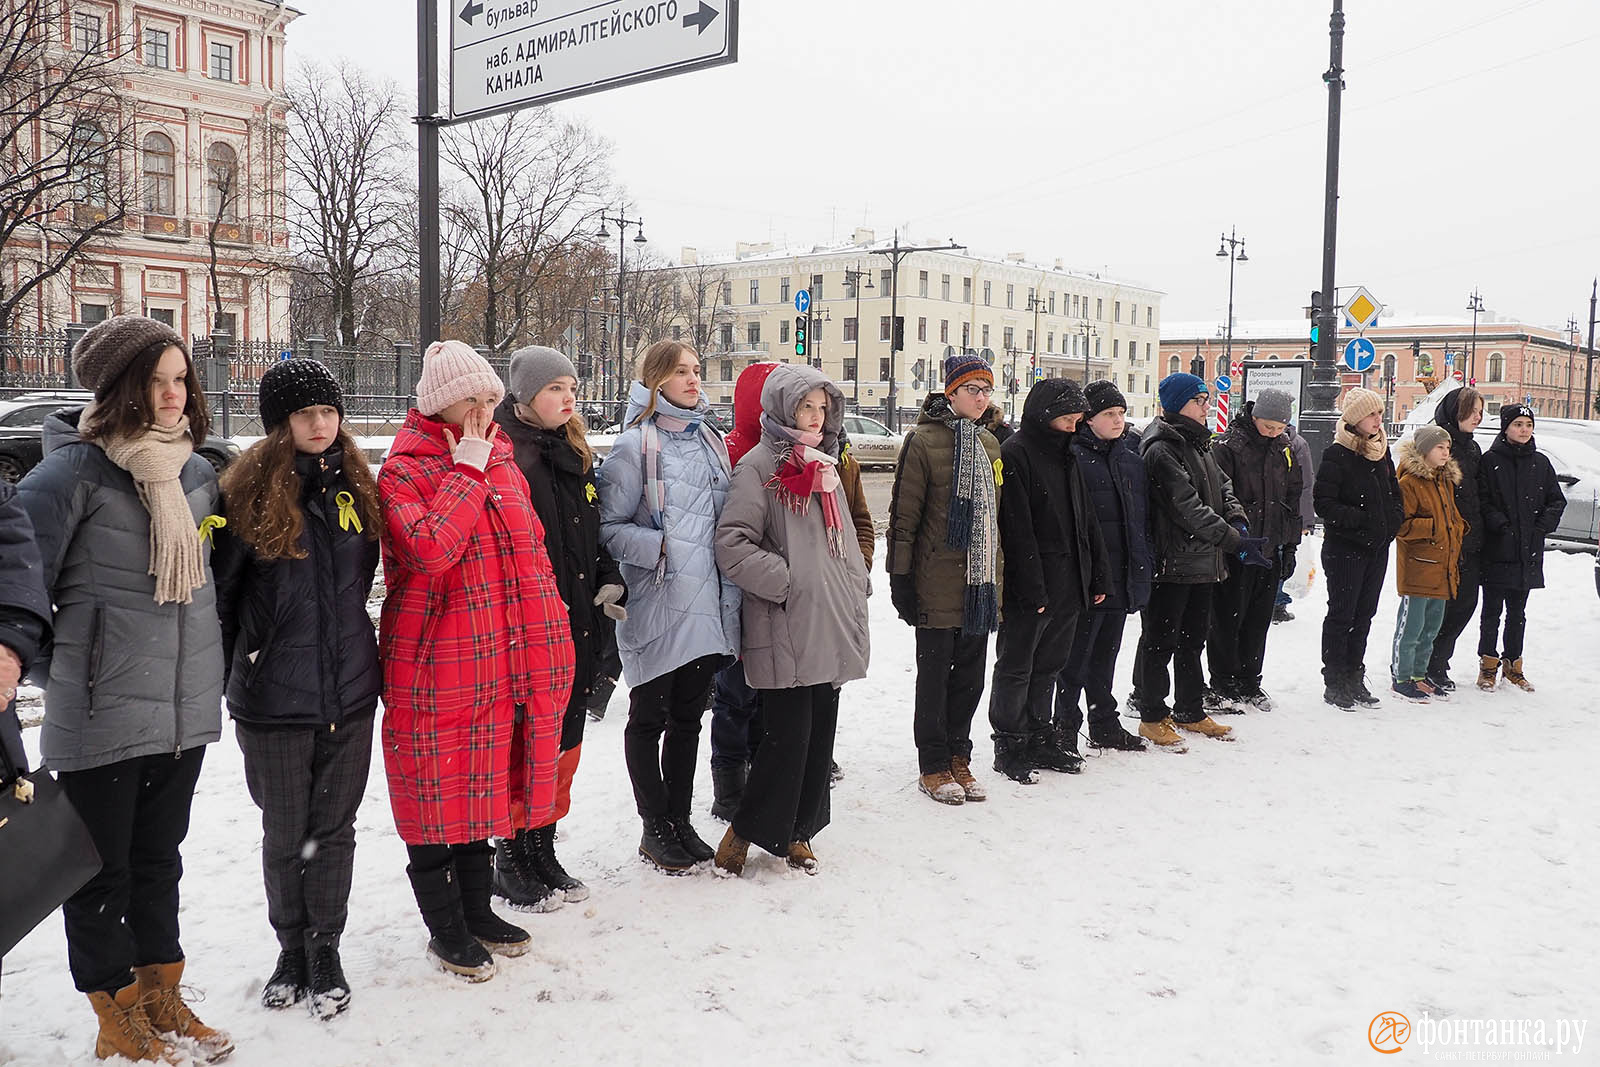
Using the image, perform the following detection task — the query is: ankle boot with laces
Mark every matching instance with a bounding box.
[133,960,234,1062]
[86,982,182,1063]
[1502,657,1535,692]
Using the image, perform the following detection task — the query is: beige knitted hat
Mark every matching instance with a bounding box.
[416,340,505,416]
[1340,387,1384,424]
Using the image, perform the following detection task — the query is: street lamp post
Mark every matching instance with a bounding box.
[598,207,648,405]
[1466,287,1484,384]
[1024,290,1046,412]
[1003,343,1022,413]
[872,230,964,431]
[1079,320,1097,383]
[1216,227,1248,372]
[842,265,874,412]
[1566,315,1580,418]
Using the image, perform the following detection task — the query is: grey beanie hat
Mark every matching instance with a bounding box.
[1413,424,1451,455]
[1252,388,1294,424]
[508,345,578,404]
[72,314,186,393]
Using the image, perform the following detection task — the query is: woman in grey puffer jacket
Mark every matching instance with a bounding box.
[16,316,231,1062]
[597,340,740,874]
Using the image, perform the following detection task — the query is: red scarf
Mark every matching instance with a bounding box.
[764,427,846,559]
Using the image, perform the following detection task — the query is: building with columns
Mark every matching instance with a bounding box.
[5,0,298,340]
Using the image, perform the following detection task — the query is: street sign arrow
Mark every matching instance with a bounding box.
[683,1,719,34]
[459,0,483,26]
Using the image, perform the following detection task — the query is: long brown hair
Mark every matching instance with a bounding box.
[81,339,210,444]
[1454,386,1483,424]
[219,424,381,561]
[629,339,698,428]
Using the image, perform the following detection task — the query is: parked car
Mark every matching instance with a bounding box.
[0,391,240,483]
[842,414,904,470]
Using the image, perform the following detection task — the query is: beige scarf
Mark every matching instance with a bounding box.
[1336,421,1389,461]
[90,402,205,604]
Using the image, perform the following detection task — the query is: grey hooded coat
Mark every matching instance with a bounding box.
[715,365,870,691]
[15,409,225,772]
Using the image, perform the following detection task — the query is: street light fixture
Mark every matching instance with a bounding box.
[1079,320,1098,384]
[1216,226,1247,374]
[1466,288,1484,384]
[599,206,646,405]
[842,265,874,411]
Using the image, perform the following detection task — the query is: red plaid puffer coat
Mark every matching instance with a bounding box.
[378,410,575,844]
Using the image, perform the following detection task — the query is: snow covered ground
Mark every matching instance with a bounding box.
[3,538,1597,1065]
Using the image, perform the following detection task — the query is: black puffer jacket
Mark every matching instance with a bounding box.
[1313,439,1403,551]
[996,383,1108,614]
[1213,401,1305,550]
[497,401,624,747]
[1432,389,1486,555]
[213,445,382,728]
[0,482,50,780]
[1478,434,1566,590]
[1141,414,1246,584]
[1071,422,1153,613]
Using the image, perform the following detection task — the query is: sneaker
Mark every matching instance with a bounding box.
[949,756,988,801]
[1088,723,1148,752]
[1175,715,1235,740]
[991,738,1038,785]
[1415,678,1449,701]
[1324,678,1356,710]
[1203,687,1245,715]
[261,947,307,1010]
[1392,679,1431,703]
[918,770,965,805]
[307,943,351,1020]
[1424,671,1456,693]
[1238,687,1276,712]
[829,760,844,785]
[1137,718,1186,748]
[1271,603,1294,623]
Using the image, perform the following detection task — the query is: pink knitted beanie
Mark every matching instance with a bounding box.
[416,340,505,416]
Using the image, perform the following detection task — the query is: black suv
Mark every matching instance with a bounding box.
[0,391,240,483]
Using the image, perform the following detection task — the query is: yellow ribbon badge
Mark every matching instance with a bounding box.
[992,457,1005,488]
[197,514,227,547]
[335,491,363,533]
[585,482,599,503]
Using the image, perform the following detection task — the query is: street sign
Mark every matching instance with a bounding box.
[450,0,740,122]
[1214,374,1232,393]
[1341,287,1383,331]
[1342,336,1377,373]
[794,288,810,314]
[1033,368,1045,383]
[1453,370,1464,382]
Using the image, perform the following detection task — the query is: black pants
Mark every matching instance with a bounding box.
[1428,552,1482,677]
[1479,585,1531,660]
[1320,541,1390,684]
[988,607,1078,741]
[913,628,990,774]
[708,659,764,771]
[624,654,722,819]
[58,747,206,994]
[1133,582,1214,723]
[1056,610,1129,738]
[236,715,374,954]
[733,684,838,857]
[1207,555,1284,694]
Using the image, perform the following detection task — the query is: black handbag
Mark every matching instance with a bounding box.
[0,741,102,957]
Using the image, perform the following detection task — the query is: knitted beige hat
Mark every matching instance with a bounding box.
[1340,387,1384,424]
[416,340,504,416]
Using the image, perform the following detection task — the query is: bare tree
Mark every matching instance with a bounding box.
[671,260,736,356]
[0,1,135,329]
[285,62,409,345]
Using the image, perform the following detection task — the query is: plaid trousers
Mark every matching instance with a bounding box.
[235,715,374,952]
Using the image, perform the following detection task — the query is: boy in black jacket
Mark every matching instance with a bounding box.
[988,379,1108,783]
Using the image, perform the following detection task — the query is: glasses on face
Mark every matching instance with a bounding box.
[958,384,994,398]
[1190,395,1211,407]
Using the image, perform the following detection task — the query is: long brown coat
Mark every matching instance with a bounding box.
[1395,438,1468,599]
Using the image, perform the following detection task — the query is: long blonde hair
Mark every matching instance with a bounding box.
[629,339,698,428]
[517,402,594,473]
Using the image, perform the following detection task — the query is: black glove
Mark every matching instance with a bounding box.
[1280,544,1298,576]
[889,572,918,626]
[1238,535,1274,568]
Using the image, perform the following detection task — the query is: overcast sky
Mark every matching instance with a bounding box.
[291,0,1599,333]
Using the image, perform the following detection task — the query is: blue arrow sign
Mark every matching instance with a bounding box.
[1342,336,1377,373]
[1214,375,1232,393]
[795,289,811,313]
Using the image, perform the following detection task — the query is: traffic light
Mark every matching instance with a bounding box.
[892,316,905,352]
[794,315,807,359]
[1308,291,1322,348]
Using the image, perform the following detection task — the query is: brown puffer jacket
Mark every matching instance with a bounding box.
[885,395,1004,629]
[1395,438,1468,599]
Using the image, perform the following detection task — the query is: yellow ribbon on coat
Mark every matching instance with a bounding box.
[992,458,1005,487]
[197,514,226,547]
[335,491,363,533]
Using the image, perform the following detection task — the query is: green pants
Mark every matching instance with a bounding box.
[1392,595,1447,682]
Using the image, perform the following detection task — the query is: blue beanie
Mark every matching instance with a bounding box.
[944,350,994,395]
[1158,372,1208,413]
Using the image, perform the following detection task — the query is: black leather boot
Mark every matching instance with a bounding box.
[406,857,495,982]
[526,823,588,903]
[453,842,531,957]
[639,816,697,872]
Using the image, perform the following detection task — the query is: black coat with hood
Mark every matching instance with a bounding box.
[1071,421,1154,614]
[1141,413,1246,584]
[997,381,1109,614]
[1478,432,1566,590]
[1313,439,1404,552]
[0,482,50,780]
[1431,388,1486,556]
[1213,400,1306,550]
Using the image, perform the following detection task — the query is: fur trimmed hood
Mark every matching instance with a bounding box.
[1395,437,1461,485]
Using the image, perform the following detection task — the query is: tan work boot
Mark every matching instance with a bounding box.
[713,825,749,876]
[1138,718,1185,747]
[1175,715,1234,740]
[1477,655,1500,691]
[86,983,182,1063]
[134,961,233,1063]
[949,756,987,802]
[786,840,818,874]
[1502,658,1535,692]
[918,770,965,805]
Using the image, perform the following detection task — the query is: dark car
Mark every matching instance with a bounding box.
[0,391,240,483]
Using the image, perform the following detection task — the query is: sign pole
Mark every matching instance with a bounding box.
[417,0,442,348]
[1302,0,1345,468]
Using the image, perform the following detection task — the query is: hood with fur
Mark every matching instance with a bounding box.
[1395,436,1462,485]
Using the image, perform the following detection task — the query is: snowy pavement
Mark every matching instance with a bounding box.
[2,537,1596,1065]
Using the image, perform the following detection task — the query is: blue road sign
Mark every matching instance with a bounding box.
[1215,374,1232,393]
[1342,336,1377,373]
[795,289,811,313]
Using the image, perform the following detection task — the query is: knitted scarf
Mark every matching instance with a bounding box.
[1336,421,1389,460]
[90,402,205,604]
[761,415,845,559]
[638,391,731,584]
[928,393,998,635]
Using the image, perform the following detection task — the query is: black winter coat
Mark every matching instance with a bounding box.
[1313,440,1403,552]
[1141,414,1246,584]
[1432,389,1486,555]
[0,482,50,780]
[1213,401,1306,550]
[996,385,1109,615]
[1478,435,1566,590]
[1071,422,1153,614]
[497,401,624,748]
[213,446,382,729]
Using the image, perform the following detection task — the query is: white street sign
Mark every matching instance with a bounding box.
[450,0,738,122]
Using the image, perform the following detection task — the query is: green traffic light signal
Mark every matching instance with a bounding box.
[1309,324,1320,344]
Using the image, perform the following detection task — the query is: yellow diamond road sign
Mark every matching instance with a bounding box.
[1342,287,1382,331]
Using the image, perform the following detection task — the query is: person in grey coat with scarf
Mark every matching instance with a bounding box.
[712,365,869,875]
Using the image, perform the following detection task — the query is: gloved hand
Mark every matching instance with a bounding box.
[594,583,627,621]
[1280,544,1298,576]
[1231,519,1249,538]
[889,572,918,626]
[1238,535,1274,568]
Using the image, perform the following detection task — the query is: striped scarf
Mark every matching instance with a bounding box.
[638,397,731,584]
[761,417,845,559]
[928,394,999,634]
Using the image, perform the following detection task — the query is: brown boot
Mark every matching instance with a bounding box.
[134,961,234,1063]
[1175,715,1234,741]
[786,840,818,874]
[1138,718,1186,748]
[917,770,965,805]
[86,983,182,1063]
[713,825,749,876]
[948,756,987,802]
[1502,658,1535,692]
[1476,655,1500,691]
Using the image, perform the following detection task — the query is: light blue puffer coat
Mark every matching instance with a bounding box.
[597,382,740,687]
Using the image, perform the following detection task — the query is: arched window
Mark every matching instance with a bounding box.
[70,120,108,204]
[1487,352,1505,382]
[1268,353,1279,360]
[142,132,175,215]
[1383,353,1397,382]
[1168,354,1180,375]
[207,142,238,221]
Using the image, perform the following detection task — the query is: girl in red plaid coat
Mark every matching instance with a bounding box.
[378,340,575,982]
